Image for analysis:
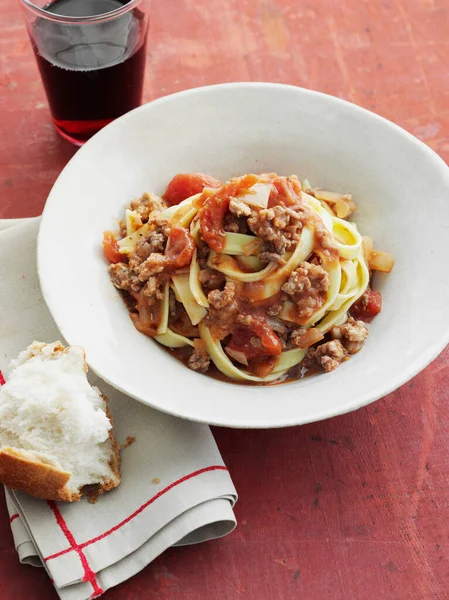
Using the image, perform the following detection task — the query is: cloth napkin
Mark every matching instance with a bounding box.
[0,218,237,600]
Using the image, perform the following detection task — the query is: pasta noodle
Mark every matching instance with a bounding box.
[103,173,393,384]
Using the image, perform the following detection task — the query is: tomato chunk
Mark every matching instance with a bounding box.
[250,319,283,355]
[198,174,259,252]
[249,356,277,378]
[269,176,302,207]
[102,231,122,263]
[165,226,195,268]
[226,319,282,360]
[199,195,230,252]
[350,289,382,322]
[163,173,222,206]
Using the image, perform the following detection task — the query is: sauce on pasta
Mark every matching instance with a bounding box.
[103,173,394,383]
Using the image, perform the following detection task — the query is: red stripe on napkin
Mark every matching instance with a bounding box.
[0,371,5,385]
[9,513,19,524]
[48,501,104,598]
[45,465,229,562]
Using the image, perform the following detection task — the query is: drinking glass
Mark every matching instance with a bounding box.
[19,0,149,145]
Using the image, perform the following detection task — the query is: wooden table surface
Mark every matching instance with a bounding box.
[1,1,449,598]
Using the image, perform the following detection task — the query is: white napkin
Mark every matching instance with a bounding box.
[0,218,237,600]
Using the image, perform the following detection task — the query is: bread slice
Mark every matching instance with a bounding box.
[0,342,120,502]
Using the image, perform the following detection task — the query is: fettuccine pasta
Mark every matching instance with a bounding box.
[103,173,394,383]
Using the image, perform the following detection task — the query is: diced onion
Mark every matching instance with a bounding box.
[369,250,394,273]
[138,300,155,328]
[266,316,288,333]
[313,189,351,204]
[279,301,301,324]
[294,327,324,349]
[225,347,249,366]
[347,199,357,214]
[239,183,272,209]
[302,179,312,190]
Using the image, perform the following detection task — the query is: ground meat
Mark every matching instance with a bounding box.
[207,292,240,339]
[289,327,308,347]
[109,263,141,293]
[127,255,142,273]
[224,215,240,233]
[344,340,365,355]
[171,306,199,338]
[118,219,127,238]
[134,241,152,261]
[147,213,171,234]
[229,198,251,217]
[198,268,225,290]
[315,221,339,259]
[339,317,369,342]
[135,230,167,260]
[259,252,286,266]
[137,254,166,280]
[277,331,289,350]
[187,350,210,373]
[197,245,210,260]
[224,211,249,234]
[282,262,329,295]
[142,276,164,305]
[109,263,131,290]
[272,205,292,228]
[267,302,283,316]
[250,336,262,348]
[130,193,167,222]
[236,314,252,326]
[169,289,177,317]
[247,205,305,253]
[308,339,347,372]
[208,281,236,309]
[332,317,368,355]
[281,262,330,320]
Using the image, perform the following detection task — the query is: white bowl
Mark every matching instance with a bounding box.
[38,83,449,428]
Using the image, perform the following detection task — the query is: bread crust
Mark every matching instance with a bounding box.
[0,447,78,502]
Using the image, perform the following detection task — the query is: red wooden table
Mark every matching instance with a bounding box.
[1,1,449,598]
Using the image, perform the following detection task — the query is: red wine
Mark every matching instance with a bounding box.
[31,0,147,144]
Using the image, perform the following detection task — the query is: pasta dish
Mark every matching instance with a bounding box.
[103,173,393,383]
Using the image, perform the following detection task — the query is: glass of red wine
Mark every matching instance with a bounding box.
[19,0,149,145]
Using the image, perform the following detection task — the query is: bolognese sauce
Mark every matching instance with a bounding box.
[103,173,394,384]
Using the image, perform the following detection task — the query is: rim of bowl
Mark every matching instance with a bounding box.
[37,82,449,428]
